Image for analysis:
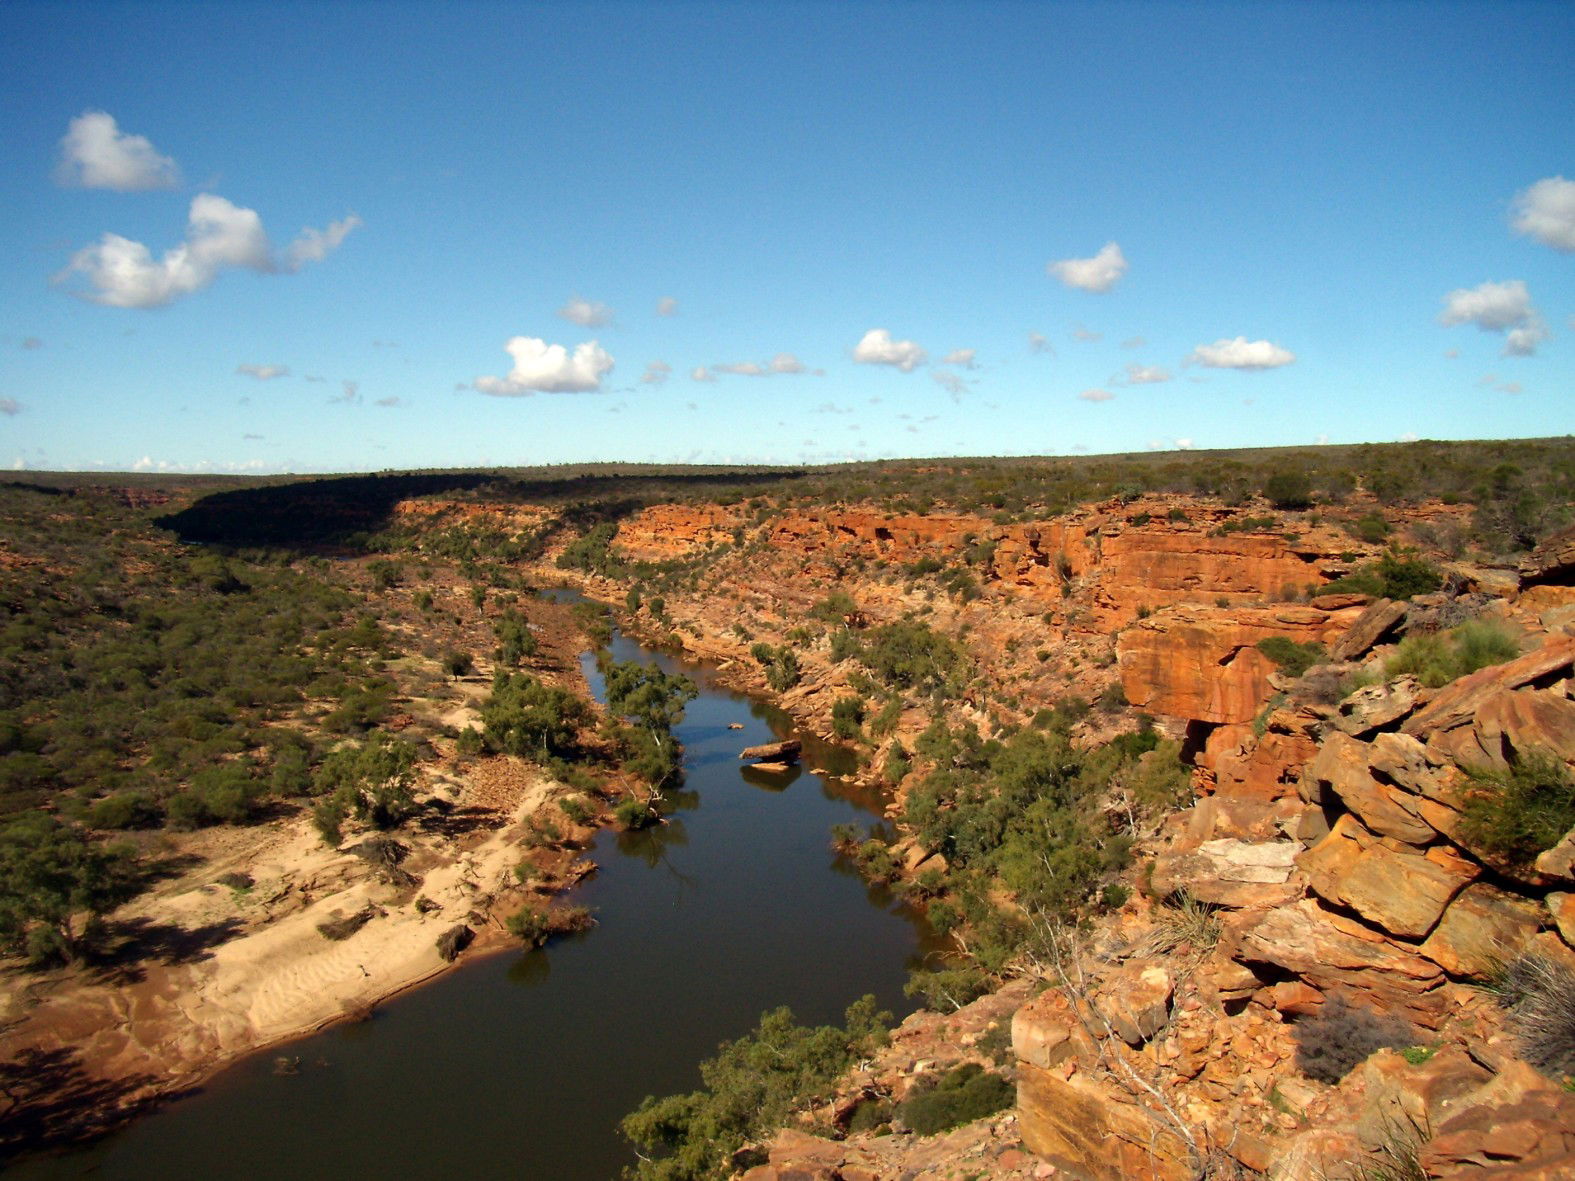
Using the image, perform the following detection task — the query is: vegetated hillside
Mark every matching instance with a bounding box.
[0,480,683,1153]
[4,436,1575,1174]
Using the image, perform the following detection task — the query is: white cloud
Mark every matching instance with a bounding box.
[1120,336,1146,350]
[1112,362,1172,385]
[1188,337,1296,370]
[1078,388,1115,402]
[374,396,403,408]
[474,336,614,395]
[56,194,359,308]
[1504,322,1550,357]
[770,352,811,374]
[0,398,22,416]
[932,371,969,397]
[641,360,672,385]
[131,455,270,474]
[715,362,766,376]
[284,216,362,270]
[1511,176,1575,252]
[557,297,614,327]
[1028,332,1054,356]
[1439,279,1548,356]
[55,111,180,191]
[691,366,716,382]
[853,328,926,372]
[21,337,42,350]
[940,348,977,368]
[236,363,289,380]
[1439,279,1536,331]
[1071,323,1102,342]
[1175,438,1194,450]
[1047,241,1127,293]
[656,296,679,317]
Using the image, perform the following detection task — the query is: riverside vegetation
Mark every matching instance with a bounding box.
[3,436,1575,1177]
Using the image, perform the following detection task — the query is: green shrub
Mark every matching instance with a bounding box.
[506,903,593,947]
[1264,471,1314,510]
[831,696,866,741]
[614,796,660,830]
[1351,514,1390,543]
[621,997,889,1181]
[859,621,965,698]
[1457,750,1575,868]
[898,1063,1013,1134]
[1385,620,1519,688]
[749,642,801,692]
[1322,552,1443,600]
[480,671,589,760]
[1256,636,1327,678]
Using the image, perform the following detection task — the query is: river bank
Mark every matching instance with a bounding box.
[5,597,936,1178]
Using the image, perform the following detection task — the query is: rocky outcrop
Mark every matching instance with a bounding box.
[1520,523,1575,588]
[1117,603,1362,724]
[613,503,743,562]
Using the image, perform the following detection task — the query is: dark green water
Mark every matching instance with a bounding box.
[13,616,936,1179]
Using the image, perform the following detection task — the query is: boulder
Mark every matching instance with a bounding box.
[1546,892,1575,946]
[1417,883,1544,979]
[739,739,802,764]
[1475,688,1575,765]
[1208,717,1320,803]
[1332,676,1424,737]
[1298,815,1477,939]
[1402,635,1575,741]
[1268,1129,1366,1181]
[1356,1047,1492,1154]
[1330,598,1407,662]
[1012,987,1090,1070]
[1016,1062,1192,1181]
[1519,522,1575,588]
[1099,960,1174,1045]
[1419,1060,1575,1176]
[1150,838,1301,909]
[1237,899,1448,1025]
[1301,731,1435,846]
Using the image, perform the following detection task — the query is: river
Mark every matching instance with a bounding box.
[13,605,938,1179]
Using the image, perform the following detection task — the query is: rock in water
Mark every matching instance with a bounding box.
[739,739,802,764]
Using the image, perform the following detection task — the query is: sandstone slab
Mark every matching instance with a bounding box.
[1418,882,1544,979]
[1237,900,1448,1025]
[1151,837,1301,909]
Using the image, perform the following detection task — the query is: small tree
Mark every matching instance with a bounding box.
[603,659,698,789]
[493,609,539,666]
[311,733,420,846]
[1263,471,1314,510]
[0,813,141,964]
[480,671,589,760]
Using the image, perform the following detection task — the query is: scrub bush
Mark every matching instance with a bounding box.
[898,1063,1014,1134]
[1294,998,1414,1083]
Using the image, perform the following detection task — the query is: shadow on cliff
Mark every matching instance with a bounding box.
[155,468,807,551]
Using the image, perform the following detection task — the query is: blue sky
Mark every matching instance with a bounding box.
[2,0,1571,474]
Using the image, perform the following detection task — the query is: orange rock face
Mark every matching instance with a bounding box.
[612,503,741,562]
[1089,527,1337,628]
[1116,604,1360,725]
